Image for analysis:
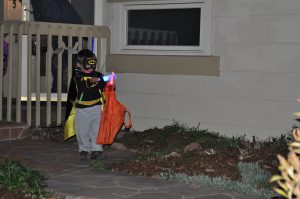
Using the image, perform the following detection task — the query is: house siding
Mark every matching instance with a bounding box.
[107,55,220,76]
[106,0,300,138]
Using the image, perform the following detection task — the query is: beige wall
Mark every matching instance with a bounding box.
[107,55,220,76]
[105,0,300,139]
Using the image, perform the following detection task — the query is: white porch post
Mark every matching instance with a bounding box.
[94,0,107,72]
[94,0,105,26]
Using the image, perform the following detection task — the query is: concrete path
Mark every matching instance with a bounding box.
[0,139,266,199]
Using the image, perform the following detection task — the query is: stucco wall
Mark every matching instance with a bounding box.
[106,0,300,139]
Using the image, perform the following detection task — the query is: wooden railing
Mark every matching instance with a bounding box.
[0,21,110,127]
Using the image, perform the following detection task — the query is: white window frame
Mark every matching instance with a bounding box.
[111,0,212,56]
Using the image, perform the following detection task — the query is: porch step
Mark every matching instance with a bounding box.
[0,121,31,141]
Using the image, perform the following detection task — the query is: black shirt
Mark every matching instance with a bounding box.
[66,70,107,118]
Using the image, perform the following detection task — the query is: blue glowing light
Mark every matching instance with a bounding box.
[103,73,117,82]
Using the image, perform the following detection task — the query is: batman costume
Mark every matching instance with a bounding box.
[64,49,107,160]
[65,69,106,122]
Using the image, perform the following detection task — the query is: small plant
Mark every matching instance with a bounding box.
[162,120,189,134]
[161,121,247,150]
[137,151,164,159]
[0,159,51,199]
[157,162,273,198]
[194,130,246,150]
[269,134,291,155]
[90,159,109,170]
[239,162,272,190]
[270,128,300,198]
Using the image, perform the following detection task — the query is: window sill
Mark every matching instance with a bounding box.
[107,54,220,76]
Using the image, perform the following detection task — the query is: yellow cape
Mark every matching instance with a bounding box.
[64,104,76,140]
[64,87,105,141]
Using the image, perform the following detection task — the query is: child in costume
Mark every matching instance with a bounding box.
[66,49,107,160]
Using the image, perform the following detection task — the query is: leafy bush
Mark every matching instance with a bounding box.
[270,129,300,198]
[0,159,51,199]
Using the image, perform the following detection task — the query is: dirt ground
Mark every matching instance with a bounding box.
[110,128,286,181]
[0,188,27,199]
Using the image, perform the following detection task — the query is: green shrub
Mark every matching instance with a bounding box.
[90,159,109,170]
[0,159,51,199]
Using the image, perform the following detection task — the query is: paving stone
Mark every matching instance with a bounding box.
[129,193,182,199]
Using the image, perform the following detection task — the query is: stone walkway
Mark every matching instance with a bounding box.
[0,139,267,199]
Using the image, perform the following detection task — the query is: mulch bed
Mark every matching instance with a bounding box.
[110,129,284,181]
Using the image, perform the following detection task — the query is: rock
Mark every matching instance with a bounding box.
[205,168,215,172]
[164,151,182,158]
[184,142,201,153]
[128,149,139,153]
[111,143,128,151]
[238,155,244,160]
[205,148,216,155]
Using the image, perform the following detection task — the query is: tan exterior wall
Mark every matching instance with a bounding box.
[107,55,220,76]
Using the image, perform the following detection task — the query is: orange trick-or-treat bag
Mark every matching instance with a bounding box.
[97,82,132,144]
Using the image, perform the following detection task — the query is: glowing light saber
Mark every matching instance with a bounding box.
[102,72,116,83]
[109,72,115,85]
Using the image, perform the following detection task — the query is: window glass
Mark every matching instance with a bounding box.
[127,8,201,46]
[111,0,212,55]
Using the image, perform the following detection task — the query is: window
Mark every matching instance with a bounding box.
[111,0,212,56]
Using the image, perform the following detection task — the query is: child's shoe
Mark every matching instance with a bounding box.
[80,151,90,160]
[90,151,107,160]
